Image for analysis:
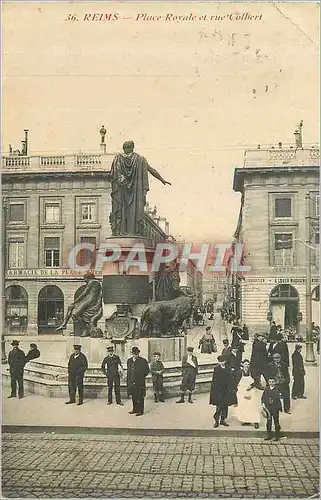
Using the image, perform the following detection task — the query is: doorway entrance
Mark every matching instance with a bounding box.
[270,284,299,333]
[38,285,64,333]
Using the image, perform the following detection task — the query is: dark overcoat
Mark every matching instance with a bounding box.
[261,387,282,414]
[8,348,26,376]
[250,340,268,378]
[209,365,237,407]
[25,348,40,363]
[267,361,290,384]
[68,353,88,378]
[267,341,289,367]
[292,350,305,377]
[127,356,150,397]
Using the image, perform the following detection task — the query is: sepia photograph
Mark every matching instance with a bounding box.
[1,1,320,498]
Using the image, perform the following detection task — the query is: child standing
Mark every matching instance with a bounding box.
[261,378,282,441]
[150,352,165,402]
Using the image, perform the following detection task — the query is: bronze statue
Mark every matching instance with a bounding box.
[154,260,181,301]
[100,125,107,144]
[56,272,103,337]
[140,293,194,338]
[110,141,171,236]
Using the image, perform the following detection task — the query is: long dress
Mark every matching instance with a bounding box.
[234,372,261,424]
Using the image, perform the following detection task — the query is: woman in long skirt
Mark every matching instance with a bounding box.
[234,359,261,429]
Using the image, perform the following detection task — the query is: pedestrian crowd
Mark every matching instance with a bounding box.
[6,321,309,439]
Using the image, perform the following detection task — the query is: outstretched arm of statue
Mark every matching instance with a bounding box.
[55,304,74,330]
[147,164,171,185]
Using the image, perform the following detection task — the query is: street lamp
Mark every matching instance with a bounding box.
[2,197,8,363]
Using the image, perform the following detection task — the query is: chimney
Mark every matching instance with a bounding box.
[278,142,282,149]
[24,129,29,155]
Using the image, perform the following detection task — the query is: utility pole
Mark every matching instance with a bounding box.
[305,194,316,364]
[2,196,8,363]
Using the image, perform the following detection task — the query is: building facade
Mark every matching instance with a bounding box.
[202,274,227,311]
[232,135,319,334]
[2,148,171,336]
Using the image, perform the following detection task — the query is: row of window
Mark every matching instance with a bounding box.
[5,284,85,330]
[7,236,96,269]
[6,231,319,269]
[7,200,98,224]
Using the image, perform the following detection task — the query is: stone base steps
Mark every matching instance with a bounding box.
[2,360,215,399]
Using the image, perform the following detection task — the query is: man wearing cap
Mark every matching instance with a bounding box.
[66,345,88,406]
[101,345,124,405]
[127,347,150,416]
[267,352,291,413]
[25,343,40,363]
[210,355,236,427]
[291,344,306,400]
[176,346,198,404]
[7,340,26,399]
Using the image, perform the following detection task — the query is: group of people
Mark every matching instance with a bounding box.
[64,344,165,415]
[205,323,307,440]
[7,325,308,440]
[6,340,40,399]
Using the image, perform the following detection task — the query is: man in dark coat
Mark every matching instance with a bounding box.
[249,333,269,390]
[7,340,26,399]
[269,321,278,342]
[291,344,306,399]
[267,333,289,367]
[127,346,150,416]
[176,346,198,404]
[25,343,40,363]
[242,324,249,341]
[267,353,291,413]
[101,344,124,405]
[210,355,236,427]
[227,347,242,388]
[65,345,88,406]
[231,324,245,363]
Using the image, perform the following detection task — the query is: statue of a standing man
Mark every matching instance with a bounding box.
[100,125,107,144]
[110,141,171,236]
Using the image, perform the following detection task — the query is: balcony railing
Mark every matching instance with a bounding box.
[2,153,114,173]
[243,147,320,168]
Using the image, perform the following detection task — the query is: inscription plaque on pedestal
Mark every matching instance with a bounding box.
[103,275,150,304]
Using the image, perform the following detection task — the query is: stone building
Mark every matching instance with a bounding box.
[232,128,319,334]
[202,275,227,311]
[2,142,171,336]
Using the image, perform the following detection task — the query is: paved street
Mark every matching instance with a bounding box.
[2,432,319,498]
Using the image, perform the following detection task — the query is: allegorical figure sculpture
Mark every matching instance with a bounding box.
[100,125,107,144]
[154,260,181,301]
[110,141,171,236]
[56,271,103,337]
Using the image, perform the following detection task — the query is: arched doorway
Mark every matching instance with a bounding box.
[270,284,299,332]
[312,285,320,327]
[38,285,64,333]
[5,285,28,331]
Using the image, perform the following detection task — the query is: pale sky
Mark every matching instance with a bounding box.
[2,2,319,243]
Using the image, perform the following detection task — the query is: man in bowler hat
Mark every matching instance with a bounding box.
[101,344,124,405]
[210,355,236,427]
[127,347,150,416]
[7,340,26,399]
[66,345,88,405]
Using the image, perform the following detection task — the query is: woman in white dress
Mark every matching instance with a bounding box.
[235,359,261,429]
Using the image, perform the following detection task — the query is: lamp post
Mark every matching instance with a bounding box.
[304,194,316,364]
[2,196,8,363]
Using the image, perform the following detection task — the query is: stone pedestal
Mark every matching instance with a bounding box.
[66,336,187,365]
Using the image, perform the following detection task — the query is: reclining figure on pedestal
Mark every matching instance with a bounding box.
[55,271,103,337]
